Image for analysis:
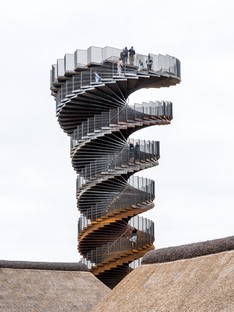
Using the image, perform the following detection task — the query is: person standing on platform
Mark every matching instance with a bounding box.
[138,59,144,70]
[134,141,140,162]
[122,47,128,64]
[146,54,153,70]
[129,141,135,162]
[128,46,135,65]
[129,228,138,248]
[117,58,123,76]
[120,49,124,60]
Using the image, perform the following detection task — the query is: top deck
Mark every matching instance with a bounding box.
[50,46,181,92]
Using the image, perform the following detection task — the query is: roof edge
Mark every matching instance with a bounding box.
[142,235,234,264]
[0,260,89,272]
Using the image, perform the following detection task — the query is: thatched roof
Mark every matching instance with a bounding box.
[91,238,234,312]
[142,235,234,264]
[0,260,89,271]
[0,261,110,312]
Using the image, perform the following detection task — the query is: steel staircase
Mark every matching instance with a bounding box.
[50,46,181,288]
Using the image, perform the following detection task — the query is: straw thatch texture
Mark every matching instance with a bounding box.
[142,235,234,264]
[0,260,89,271]
[91,250,234,312]
[0,266,110,312]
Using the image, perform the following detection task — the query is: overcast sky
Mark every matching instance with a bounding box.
[0,0,233,262]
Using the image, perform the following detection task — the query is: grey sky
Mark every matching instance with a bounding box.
[0,0,233,262]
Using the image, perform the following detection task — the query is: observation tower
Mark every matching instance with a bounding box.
[50,46,181,288]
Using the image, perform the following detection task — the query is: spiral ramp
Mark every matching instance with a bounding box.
[50,46,181,288]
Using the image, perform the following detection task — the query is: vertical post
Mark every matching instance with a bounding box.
[109,109,111,125]
[117,107,119,124]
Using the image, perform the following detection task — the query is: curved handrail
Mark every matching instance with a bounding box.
[70,101,171,149]
[50,46,181,92]
[73,139,159,183]
[77,175,155,230]
[83,215,154,265]
[50,46,180,288]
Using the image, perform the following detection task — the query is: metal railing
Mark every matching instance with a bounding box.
[77,175,155,229]
[70,102,172,149]
[51,49,181,90]
[74,139,159,188]
[80,215,154,265]
[54,58,179,112]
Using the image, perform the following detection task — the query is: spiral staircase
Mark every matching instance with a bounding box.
[50,46,181,288]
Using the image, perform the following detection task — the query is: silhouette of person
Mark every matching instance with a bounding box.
[120,50,124,60]
[128,46,135,65]
[129,141,134,162]
[129,228,138,247]
[138,59,144,70]
[134,141,140,162]
[94,71,101,82]
[117,58,123,76]
[146,54,153,71]
[122,47,128,64]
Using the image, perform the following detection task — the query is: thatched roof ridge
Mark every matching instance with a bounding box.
[0,259,88,271]
[142,235,234,264]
